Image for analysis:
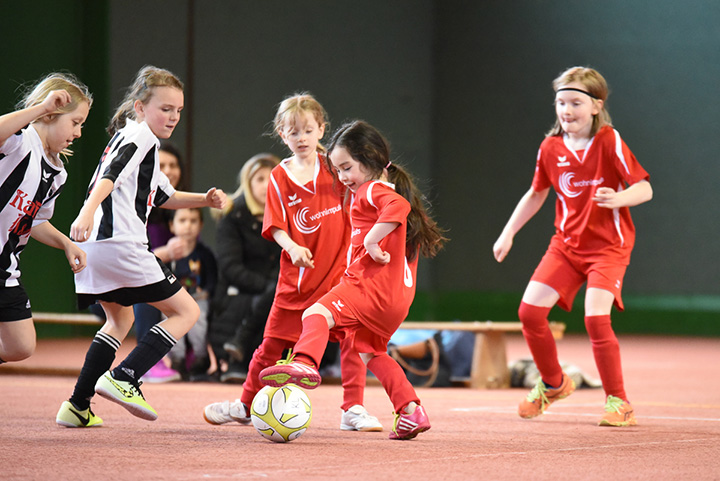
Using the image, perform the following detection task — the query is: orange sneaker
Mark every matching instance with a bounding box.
[518,373,576,419]
[599,395,637,427]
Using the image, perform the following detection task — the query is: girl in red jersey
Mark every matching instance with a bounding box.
[260,120,447,440]
[493,67,652,427]
[204,95,382,432]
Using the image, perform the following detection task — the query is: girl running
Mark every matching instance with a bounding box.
[493,66,652,427]
[259,120,447,440]
[56,66,226,428]
[204,94,382,432]
[0,73,91,364]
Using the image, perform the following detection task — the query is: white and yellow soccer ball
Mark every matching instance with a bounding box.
[250,384,312,443]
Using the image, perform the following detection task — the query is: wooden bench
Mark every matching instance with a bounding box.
[398,321,566,389]
[32,312,103,325]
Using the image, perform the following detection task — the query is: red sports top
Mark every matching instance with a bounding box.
[532,126,650,263]
[263,154,349,309]
[331,180,417,339]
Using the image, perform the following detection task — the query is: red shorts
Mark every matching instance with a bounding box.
[318,291,389,356]
[531,240,627,312]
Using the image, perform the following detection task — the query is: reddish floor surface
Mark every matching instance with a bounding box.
[1,334,719,480]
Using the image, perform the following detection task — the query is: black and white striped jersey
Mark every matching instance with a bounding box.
[0,125,67,287]
[81,119,175,243]
[74,119,177,294]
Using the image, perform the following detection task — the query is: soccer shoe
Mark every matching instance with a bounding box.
[341,405,383,432]
[94,370,158,421]
[389,405,431,440]
[518,372,576,419]
[259,354,321,389]
[203,399,251,425]
[56,401,103,428]
[599,395,638,427]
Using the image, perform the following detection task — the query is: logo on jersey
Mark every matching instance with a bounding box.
[167,273,177,284]
[42,170,52,183]
[557,156,570,167]
[558,172,605,199]
[8,189,42,237]
[332,300,344,311]
[293,207,321,234]
[287,194,302,207]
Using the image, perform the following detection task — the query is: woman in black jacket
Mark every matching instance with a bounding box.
[209,153,281,381]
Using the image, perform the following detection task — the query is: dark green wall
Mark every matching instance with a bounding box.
[2,2,110,312]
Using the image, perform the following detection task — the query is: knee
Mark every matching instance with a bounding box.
[518,302,549,330]
[1,340,36,362]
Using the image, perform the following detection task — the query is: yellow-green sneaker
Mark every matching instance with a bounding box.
[56,401,103,428]
[95,371,158,421]
[599,395,637,427]
[518,373,576,419]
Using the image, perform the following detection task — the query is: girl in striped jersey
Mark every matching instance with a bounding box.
[259,120,447,440]
[493,67,652,427]
[56,66,226,428]
[0,73,91,365]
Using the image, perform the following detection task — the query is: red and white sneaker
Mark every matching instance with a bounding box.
[259,357,321,390]
[389,405,431,440]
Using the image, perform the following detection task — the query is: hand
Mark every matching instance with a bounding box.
[166,236,193,261]
[366,243,390,264]
[205,187,228,210]
[65,243,87,273]
[493,232,513,263]
[593,187,622,209]
[287,244,315,268]
[40,90,72,116]
[70,210,94,242]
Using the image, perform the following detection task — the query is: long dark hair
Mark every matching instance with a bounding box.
[327,120,447,260]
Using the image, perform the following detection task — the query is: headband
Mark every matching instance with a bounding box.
[556,87,599,100]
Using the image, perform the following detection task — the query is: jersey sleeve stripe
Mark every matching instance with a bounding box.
[613,129,631,176]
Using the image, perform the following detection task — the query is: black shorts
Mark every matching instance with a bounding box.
[0,285,32,322]
[77,263,182,311]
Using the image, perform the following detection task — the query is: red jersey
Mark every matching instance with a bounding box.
[263,154,349,309]
[532,126,649,263]
[331,181,416,339]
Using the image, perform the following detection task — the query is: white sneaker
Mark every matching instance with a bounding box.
[340,405,383,432]
[203,399,251,425]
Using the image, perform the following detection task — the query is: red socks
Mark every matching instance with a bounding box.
[367,354,419,413]
[518,302,563,387]
[585,315,627,400]
[293,313,330,367]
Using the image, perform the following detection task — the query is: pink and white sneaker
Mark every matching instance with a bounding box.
[389,405,431,440]
[259,360,321,390]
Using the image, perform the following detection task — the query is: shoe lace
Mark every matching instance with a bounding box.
[275,349,296,366]
[604,395,624,413]
[526,379,550,405]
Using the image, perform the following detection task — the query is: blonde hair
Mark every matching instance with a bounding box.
[547,66,612,137]
[20,72,93,157]
[221,153,280,217]
[108,65,183,135]
[272,92,328,152]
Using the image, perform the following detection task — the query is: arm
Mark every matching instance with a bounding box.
[364,221,400,264]
[493,187,550,263]
[0,90,71,147]
[593,180,653,209]
[70,178,114,242]
[271,227,314,268]
[31,221,86,273]
[160,188,227,210]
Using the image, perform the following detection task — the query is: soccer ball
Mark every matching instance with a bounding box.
[250,384,312,443]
